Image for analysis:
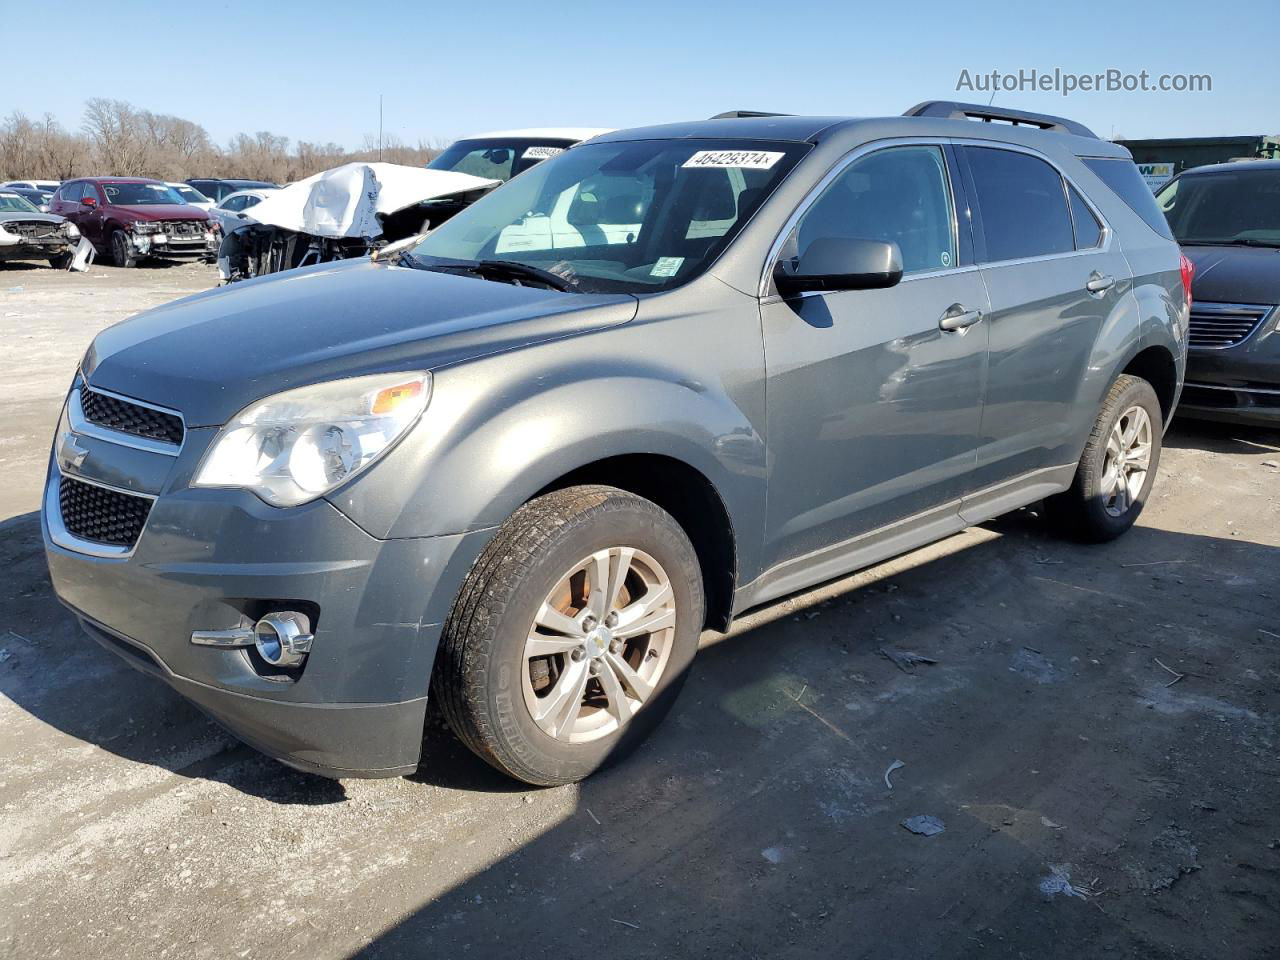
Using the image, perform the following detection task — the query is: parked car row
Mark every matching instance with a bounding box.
[44,101,1211,789]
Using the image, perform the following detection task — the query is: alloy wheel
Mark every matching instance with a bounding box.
[521,546,676,743]
[1101,405,1152,517]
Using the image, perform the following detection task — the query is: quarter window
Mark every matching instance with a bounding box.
[965,147,1075,262]
[793,145,957,275]
[1067,185,1102,249]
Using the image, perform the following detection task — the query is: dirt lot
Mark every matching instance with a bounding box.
[1,263,1278,960]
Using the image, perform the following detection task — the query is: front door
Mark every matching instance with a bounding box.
[761,144,990,570]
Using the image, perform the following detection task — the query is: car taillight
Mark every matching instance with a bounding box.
[1179,253,1194,309]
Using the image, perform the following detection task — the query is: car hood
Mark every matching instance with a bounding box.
[0,211,64,226]
[1183,244,1280,306]
[113,204,210,222]
[83,258,638,427]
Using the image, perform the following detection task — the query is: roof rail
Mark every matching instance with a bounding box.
[903,101,1097,139]
[709,110,793,119]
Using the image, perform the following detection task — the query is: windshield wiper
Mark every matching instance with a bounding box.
[469,259,576,292]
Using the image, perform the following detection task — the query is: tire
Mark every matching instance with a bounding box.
[110,229,136,268]
[434,485,704,786]
[48,252,73,270]
[1045,374,1163,542]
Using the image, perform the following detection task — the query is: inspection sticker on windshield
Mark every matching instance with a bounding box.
[522,146,564,160]
[683,150,784,170]
[650,256,684,277]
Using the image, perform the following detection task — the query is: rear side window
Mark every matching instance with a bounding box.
[964,147,1074,262]
[1082,157,1175,240]
[1068,185,1102,249]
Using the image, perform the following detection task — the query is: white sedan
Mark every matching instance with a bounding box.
[208,188,278,235]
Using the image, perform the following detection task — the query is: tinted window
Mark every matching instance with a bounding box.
[965,147,1074,262]
[1082,157,1175,240]
[793,145,956,275]
[221,195,247,212]
[1068,185,1102,249]
[1155,169,1280,246]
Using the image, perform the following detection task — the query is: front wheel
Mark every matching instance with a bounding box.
[433,485,704,785]
[1045,374,1163,542]
[48,252,73,270]
[110,229,136,268]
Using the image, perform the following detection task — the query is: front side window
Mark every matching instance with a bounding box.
[410,138,808,294]
[1155,169,1280,247]
[965,147,1074,262]
[791,145,957,275]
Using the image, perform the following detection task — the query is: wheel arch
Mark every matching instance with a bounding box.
[1120,344,1179,425]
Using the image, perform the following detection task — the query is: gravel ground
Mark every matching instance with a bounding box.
[1,262,1278,959]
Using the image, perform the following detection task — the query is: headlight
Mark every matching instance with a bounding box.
[132,221,158,234]
[193,372,431,507]
[63,221,81,239]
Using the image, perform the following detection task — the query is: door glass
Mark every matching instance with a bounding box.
[965,147,1074,262]
[793,145,956,275]
[1067,185,1102,249]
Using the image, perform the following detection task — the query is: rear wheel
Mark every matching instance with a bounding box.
[110,229,136,268]
[1045,374,1162,542]
[433,485,703,785]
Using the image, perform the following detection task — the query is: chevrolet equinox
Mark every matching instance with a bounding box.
[44,102,1189,785]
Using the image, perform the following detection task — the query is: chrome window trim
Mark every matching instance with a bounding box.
[758,136,1114,302]
[71,376,185,457]
[1184,380,1280,396]
[44,467,157,560]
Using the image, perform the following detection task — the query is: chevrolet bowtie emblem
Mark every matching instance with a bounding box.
[60,433,89,470]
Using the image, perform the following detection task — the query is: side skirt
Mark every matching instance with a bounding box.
[732,463,1076,615]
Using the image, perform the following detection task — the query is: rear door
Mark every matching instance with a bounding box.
[958,144,1132,488]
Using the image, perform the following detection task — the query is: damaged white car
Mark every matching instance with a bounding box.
[0,191,80,269]
[218,128,611,282]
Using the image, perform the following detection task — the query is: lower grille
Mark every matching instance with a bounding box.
[58,476,153,547]
[1188,303,1273,349]
[80,382,184,446]
[158,220,207,238]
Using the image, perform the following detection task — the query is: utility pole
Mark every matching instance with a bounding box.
[378,94,383,162]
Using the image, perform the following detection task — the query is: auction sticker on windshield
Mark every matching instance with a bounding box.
[523,146,564,160]
[683,150,784,170]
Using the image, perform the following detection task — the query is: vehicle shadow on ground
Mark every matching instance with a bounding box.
[345,515,1278,959]
[1166,417,1280,456]
[0,510,347,805]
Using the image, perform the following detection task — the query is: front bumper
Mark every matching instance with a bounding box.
[1179,306,1280,427]
[130,229,218,261]
[0,237,74,261]
[43,435,494,777]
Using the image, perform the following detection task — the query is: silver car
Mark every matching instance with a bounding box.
[44,102,1187,785]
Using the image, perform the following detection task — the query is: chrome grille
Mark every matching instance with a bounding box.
[79,382,184,446]
[1188,302,1273,349]
[58,476,153,547]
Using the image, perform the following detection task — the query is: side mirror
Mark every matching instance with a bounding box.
[81,196,97,208]
[774,237,903,295]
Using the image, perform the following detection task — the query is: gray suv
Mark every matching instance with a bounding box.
[43,102,1188,785]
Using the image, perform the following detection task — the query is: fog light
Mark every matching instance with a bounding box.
[254,611,313,667]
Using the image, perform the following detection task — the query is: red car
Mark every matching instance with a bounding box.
[48,177,218,267]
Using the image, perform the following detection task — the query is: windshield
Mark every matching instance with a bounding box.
[411,138,808,294]
[173,185,209,203]
[1156,168,1280,246]
[0,193,40,214]
[428,139,577,182]
[102,182,185,205]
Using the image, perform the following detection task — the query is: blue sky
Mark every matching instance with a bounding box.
[3,0,1275,147]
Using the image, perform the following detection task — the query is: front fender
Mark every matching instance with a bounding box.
[326,305,768,575]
